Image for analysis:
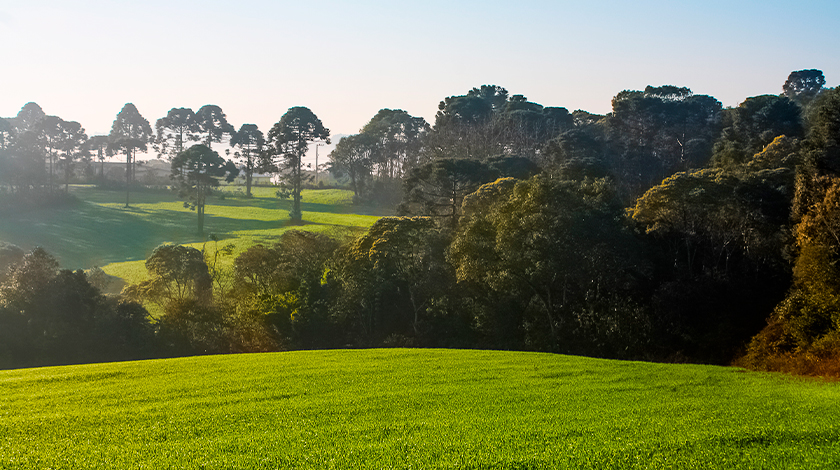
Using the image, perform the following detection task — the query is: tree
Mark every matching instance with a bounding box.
[267,107,330,222]
[229,123,266,198]
[155,107,200,160]
[0,129,46,194]
[170,144,238,234]
[124,244,213,313]
[712,95,802,169]
[196,105,235,148]
[328,217,450,344]
[398,157,529,229]
[109,103,153,207]
[361,109,429,180]
[50,119,88,192]
[542,126,609,179]
[806,86,840,171]
[233,231,339,347]
[35,116,87,191]
[783,69,826,107]
[0,247,154,367]
[449,176,639,350]
[496,97,573,159]
[11,102,45,134]
[123,243,226,353]
[328,133,375,198]
[607,87,722,201]
[85,135,113,179]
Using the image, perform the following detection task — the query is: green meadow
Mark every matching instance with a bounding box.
[1,349,838,469]
[0,185,385,287]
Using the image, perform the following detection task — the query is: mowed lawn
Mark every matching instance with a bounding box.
[0,185,384,277]
[1,349,838,469]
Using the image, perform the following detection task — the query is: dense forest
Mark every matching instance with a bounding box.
[1,69,839,376]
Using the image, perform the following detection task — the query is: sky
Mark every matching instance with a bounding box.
[2,0,839,161]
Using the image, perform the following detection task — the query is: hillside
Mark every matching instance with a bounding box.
[0,185,385,271]
[1,349,838,469]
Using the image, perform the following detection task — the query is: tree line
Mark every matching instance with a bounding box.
[1,69,839,376]
[0,102,328,227]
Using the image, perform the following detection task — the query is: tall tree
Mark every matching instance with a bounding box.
[327,217,449,344]
[1,129,46,194]
[34,116,64,191]
[229,124,266,198]
[449,176,638,349]
[109,103,153,207]
[607,86,722,201]
[32,116,87,192]
[428,86,570,161]
[783,69,826,107]
[267,107,330,222]
[11,102,45,134]
[170,144,238,234]
[85,135,112,179]
[361,109,429,180]
[328,133,375,197]
[124,244,213,313]
[397,157,535,229]
[155,107,200,160]
[196,105,235,148]
[712,95,802,169]
[54,120,88,192]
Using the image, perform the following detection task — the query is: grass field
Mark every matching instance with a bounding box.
[1,349,837,469]
[0,185,387,283]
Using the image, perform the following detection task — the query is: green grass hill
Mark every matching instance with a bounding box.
[1,349,838,469]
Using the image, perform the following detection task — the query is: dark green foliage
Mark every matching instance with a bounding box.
[155,107,200,159]
[0,248,154,368]
[328,133,376,198]
[109,103,153,207]
[428,85,572,161]
[268,107,330,221]
[607,87,723,201]
[450,176,650,353]
[327,217,456,346]
[232,231,339,348]
[398,158,497,228]
[6,74,840,373]
[783,69,826,107]
[398,155,539,228]
[742,88,840,373]
[229,123,266,198]
[361,108,429,181]
[712,95,803,168]
[170,144,239,233]
[195,105,235,148]
[125,244,213,311]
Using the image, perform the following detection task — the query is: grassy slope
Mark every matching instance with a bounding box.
[1,349,838,469]
[0,186,385,282]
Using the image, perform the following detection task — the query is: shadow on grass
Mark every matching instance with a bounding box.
[0,185,382,269]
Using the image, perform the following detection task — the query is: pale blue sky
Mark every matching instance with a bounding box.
[2,0,839,143]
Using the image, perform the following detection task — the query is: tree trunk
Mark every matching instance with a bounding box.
[49,152,54,193]
[291,150,302,221]
[198,181,205,234]
[125,150,131,208]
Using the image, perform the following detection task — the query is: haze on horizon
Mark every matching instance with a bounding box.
[2,0,839,144]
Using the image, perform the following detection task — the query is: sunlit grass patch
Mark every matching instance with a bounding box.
[0,185,383,272]
[1,349,839,469]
